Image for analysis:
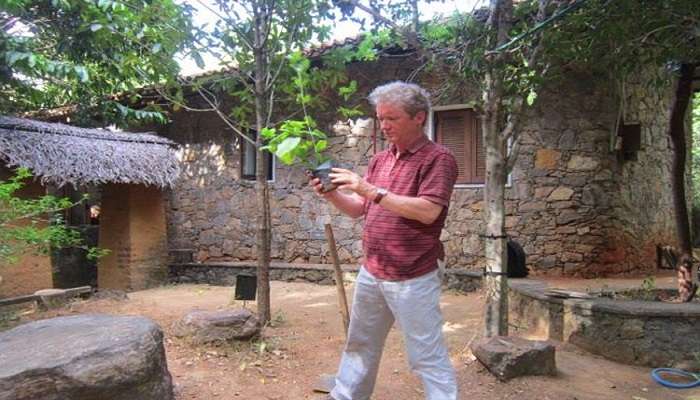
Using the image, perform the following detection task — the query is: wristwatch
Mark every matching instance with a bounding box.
[373,187,388,204]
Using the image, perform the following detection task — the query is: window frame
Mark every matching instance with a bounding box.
[427,104,511,188]
[240,131,275,183]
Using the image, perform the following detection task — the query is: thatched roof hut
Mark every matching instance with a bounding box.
[0,116,179,188]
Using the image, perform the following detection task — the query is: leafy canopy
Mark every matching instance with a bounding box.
[0,0,196,124]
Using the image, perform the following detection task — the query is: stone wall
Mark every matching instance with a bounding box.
[509,280,700,369]
[159,55,680,276]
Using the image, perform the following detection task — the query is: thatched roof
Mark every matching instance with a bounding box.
[0,116,180,188]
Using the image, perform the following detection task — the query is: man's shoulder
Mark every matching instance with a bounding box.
[420,140,457,160]
[370,148,393,163]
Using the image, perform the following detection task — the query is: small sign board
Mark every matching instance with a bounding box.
[234,274,257,301]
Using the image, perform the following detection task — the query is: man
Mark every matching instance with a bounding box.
[310,81,459,400]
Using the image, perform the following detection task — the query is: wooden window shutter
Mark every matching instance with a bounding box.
[473,115,485,182]
[435,109,484,184]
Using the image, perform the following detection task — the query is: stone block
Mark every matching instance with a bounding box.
[0,314,173,400]
[471,336,556,381]
[172,309,260,344]
[567,155,598,171]
[556,210,581,225]
[33,288,69,310]
[534,187,555,199]
[548,187,574,201]
[534,149,561,170]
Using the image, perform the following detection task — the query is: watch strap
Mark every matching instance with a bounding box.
[373,187,387,204]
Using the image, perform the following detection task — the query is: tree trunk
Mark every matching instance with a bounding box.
[253,0,272,324]
[481,0,512,337]
[482,114,509,337]
[668,63,697,302]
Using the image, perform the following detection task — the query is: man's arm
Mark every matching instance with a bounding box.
[370,191,443,225]
[329,168,444,225]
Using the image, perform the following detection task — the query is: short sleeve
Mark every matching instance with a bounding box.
[418,152,458,207]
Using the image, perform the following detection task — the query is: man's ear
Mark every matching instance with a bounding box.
[414,111,427,126]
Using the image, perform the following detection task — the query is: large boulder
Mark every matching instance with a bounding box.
[172,308,260,344]
[471,336,556,381]
[0,314,173,400]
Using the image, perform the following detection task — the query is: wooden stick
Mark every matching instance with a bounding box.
[324,223,350,336]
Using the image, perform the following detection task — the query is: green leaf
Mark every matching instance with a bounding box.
[260,127,276,139]
[275,137,301,165]
[74,66,89,82]
[526,90,537,106]
[6,51,25,66]
[315,140,327,153]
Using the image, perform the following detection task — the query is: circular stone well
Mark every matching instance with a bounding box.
[0,314,174,400]
[509,280,700,369]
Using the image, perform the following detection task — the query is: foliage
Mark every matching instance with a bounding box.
[0,167,106,265]
[260,51,330,168]
[261,118,329,168]
[0,0,196,124]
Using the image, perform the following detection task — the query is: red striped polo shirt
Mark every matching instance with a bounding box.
[362,135,458,280]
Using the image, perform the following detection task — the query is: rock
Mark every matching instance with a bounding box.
[567,155,598,171]
[534,149,560,170]
[33,288,69,310]
[534,187,555,199]
[556,210,581,225]
[0,314,173,400]
[172,309,260,344]
[471,336,556,381]
[548,187,574,201]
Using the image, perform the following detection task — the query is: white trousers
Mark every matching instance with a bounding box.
[331,266,458,400]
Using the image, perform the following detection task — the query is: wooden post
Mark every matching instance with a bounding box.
[324,223,350,336]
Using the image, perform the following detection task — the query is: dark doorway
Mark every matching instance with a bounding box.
[50,184,101,289]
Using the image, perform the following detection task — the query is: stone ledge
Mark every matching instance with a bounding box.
[509,279,700,369]
[168,262,483,292]
[510,280,700,317]
[173,261,359,272]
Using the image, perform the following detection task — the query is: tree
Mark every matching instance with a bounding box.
[161,0,353,324]
[0,0,195,124]
[0,0,194,279]
[334,0,574,336]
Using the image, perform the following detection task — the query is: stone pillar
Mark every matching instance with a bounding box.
[98,183,168,291]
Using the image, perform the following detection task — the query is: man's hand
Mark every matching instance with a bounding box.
[329,168,376,199]
[306,171,365,218]
[307,175,323,195]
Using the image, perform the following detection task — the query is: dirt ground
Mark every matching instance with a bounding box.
[9,280,700,400]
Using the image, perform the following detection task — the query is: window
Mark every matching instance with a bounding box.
[433,108,484,185]
[240,131,274,181]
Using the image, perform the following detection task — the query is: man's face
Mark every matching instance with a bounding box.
[376,103,426,145]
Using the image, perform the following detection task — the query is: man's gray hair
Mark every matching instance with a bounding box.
[368,81,431,116]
